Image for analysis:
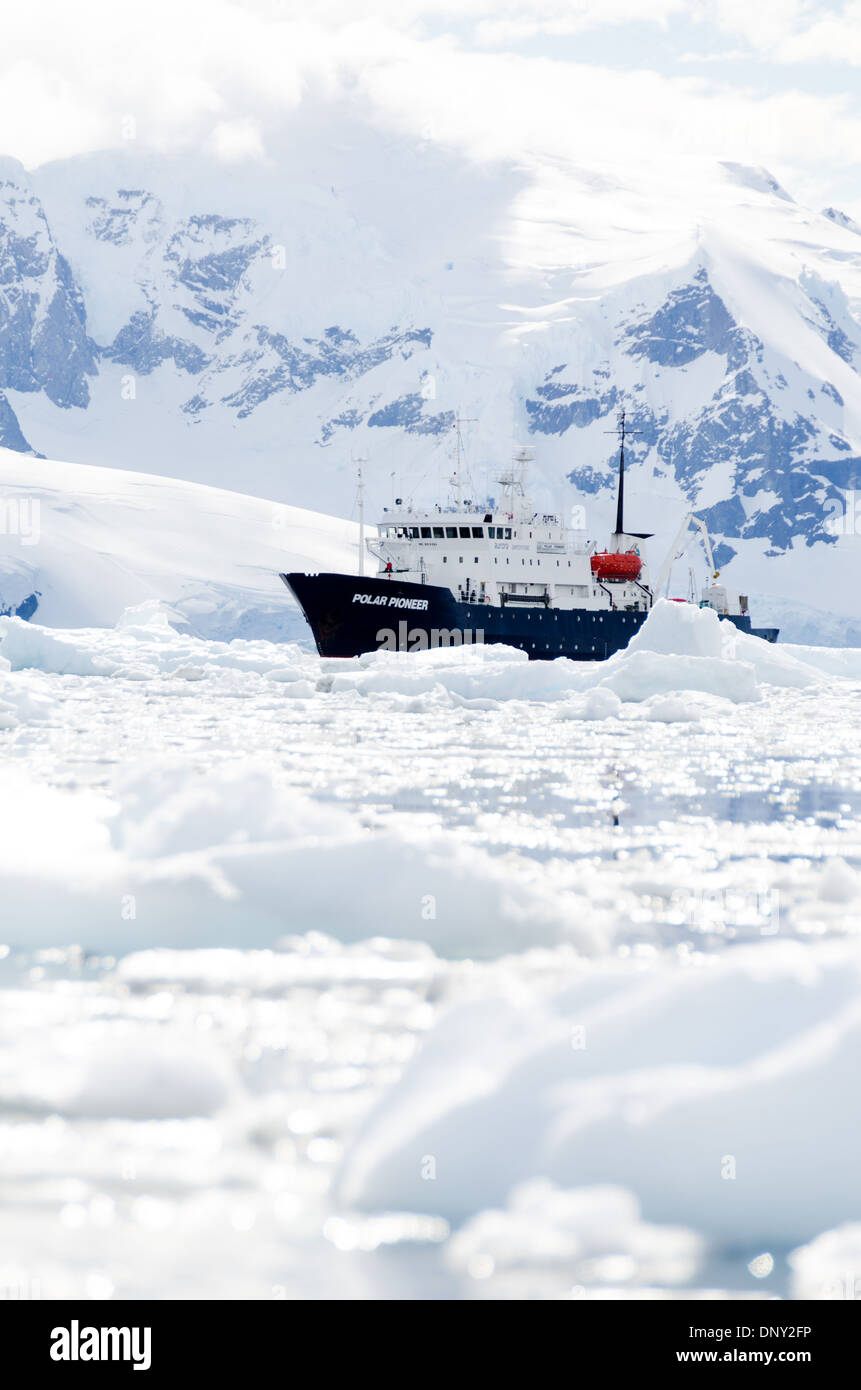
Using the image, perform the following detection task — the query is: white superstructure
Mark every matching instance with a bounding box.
[367,427,750,619]
[372,505,651,612]
[369,445,652,614]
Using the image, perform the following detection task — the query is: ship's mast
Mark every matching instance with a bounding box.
[354,453,367,577]
[615,408,627,535]
[605,408,650,544]
[451,412,476,513]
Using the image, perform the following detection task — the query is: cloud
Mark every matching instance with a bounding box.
[208,118,266,162]
[710,0,861,65]
[778,1,861,65]
[0,0,858,222]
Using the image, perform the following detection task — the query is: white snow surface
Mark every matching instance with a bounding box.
[0,450,362,637]
[1,590,861,1299]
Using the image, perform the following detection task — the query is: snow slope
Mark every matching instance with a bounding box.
[0,448,363,636]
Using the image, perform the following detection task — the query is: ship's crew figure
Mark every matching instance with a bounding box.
[384,560,393,575]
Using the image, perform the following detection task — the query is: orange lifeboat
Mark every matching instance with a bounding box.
[590,550,642,581]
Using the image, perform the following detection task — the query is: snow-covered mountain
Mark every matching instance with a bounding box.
[2,127,861,641]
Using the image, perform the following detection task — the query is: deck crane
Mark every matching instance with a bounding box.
[654,513,721,599]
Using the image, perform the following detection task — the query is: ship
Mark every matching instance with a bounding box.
[281,412,778,660]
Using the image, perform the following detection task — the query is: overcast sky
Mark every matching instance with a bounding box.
[2,1,861,216]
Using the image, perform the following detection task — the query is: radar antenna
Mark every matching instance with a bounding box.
[497,444,533,518]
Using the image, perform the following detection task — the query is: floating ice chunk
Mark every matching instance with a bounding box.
[819,858,858,904]
[337,942,861,1242]
[599,649,760,704]
[789,1223,861,1300]
[582,687,623,720]
[115,600,184,632]
[67,1036,239,1118]
[625,599,731,660]
[781,645,861,679]
[556,687,623,720]
[0,772,115,880]
[623,599,821,692]
[0,678,53,723]
[111,665,157,681]
[0,757,593,957]
[107,759,354,859]
[278,678,316,697]
[7,1031,240,1119]
[645,694,702,723]
[731,630,824,689]
[446,1180,702,1292]
[0,617,116,676]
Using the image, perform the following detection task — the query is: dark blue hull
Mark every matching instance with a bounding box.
[281,572,779,660]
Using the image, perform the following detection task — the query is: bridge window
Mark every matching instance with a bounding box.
[433,527,444,538]
[505,528,512,539]
[420,526,431,538]
[471,527,483,538]
[445,527,458,538]
[408,527,420,538]
[459,527,470,539]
